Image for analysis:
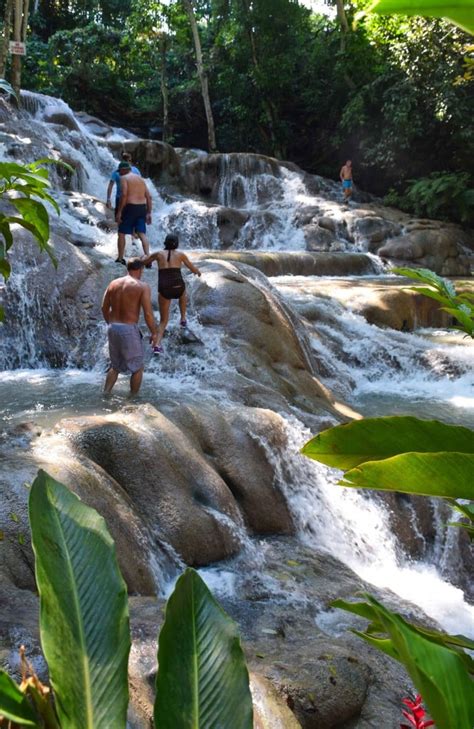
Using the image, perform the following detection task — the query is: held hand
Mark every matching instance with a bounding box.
[150,332,159,347]
[106,200,112,210]
[115,213,121,224]
[146,214,152,225]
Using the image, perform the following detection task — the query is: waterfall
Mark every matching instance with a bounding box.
[1,92,473,644]
[254,415,474,637]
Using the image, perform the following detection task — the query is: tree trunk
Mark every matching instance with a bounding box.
[0,0,14,79]
[335,0,355,90]
[182,0,217,152]
[11,0,28,97]
[160,34,170,144]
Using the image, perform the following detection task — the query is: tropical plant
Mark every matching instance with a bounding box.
[333,595,473,729]
[392,267,474,339]
[0,470,253,729]
[0,78,16,97]
[367,0,474,35]
[302,415,474,728]
[385,172,474,225]
[401,694,435,728]
[155,569,253,729]
[0,159,63,321]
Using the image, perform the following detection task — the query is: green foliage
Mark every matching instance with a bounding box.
[302,411,474,726]
[29,471,131,729]
[392,267,474,338]
[368,0,474,35]
[0,671,39,727]
[301,415,474,499]
[333,595,474,729]
[0,78,17,99]
[18,0,472,206]
[155,568,253,729]
[0,471,253,728]
[385,172,474,225]
[0,159,65,320]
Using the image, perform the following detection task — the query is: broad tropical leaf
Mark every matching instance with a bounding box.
[0,670,39,727]
[10,199,50,245]
[339,451,474,499]
[154,568,253,729]
[368,0,474,34]
[334,595,474,729]
[301,416,474,469]
[29,470,131,729]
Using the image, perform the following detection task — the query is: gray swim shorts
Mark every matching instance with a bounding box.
[108,323,144,374]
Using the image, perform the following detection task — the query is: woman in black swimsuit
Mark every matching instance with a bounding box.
[143,234,201,353]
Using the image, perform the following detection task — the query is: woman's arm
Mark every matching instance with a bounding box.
[182,253,201,276]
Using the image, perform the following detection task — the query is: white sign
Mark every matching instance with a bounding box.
[9,41,26,56]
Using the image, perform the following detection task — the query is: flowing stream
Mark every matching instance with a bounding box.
[1,93,473,644]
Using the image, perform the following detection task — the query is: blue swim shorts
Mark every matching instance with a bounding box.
[342,180,352,189]
[118,203,147,235]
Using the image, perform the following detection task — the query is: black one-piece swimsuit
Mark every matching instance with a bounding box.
[158,268,185,300]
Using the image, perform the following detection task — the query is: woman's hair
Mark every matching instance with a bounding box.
[121,151,132,162]
[164,234,179,250]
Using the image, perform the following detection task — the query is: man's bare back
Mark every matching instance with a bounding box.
[102,275,149,325]
[121,173,148,205]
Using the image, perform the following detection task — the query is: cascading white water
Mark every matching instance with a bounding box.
[1,92,473,640]
[272,275,474,426]
[255,415,474,637]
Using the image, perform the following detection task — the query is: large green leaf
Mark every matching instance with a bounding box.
[11,198,50,245]
[29,470,131,729]
[334,595,474,729]
[368,0,474,34]
[301,416,474,469]
[0,671,39,727]
[0,217,14,252]
[340,451,474,498]
[154,568,253,729]
[4,216,56,266]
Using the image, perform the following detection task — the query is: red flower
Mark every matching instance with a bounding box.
[400,695,435,728]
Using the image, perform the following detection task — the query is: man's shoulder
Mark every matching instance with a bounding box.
[110,170,120,181]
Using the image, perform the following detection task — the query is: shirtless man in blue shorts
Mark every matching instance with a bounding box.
[115,162,152,265]
[339,159,353,203]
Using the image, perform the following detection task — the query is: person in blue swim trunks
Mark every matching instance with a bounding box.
[106,152,142,251]
[339,159,353,203]
[106,152,141,217]
[115,162,152,265]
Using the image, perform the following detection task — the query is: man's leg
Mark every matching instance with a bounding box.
[117,233,126,261]
[179,292,187,324]
[130,367,143,395]
[104,367,119,393]
[137,232,150,256]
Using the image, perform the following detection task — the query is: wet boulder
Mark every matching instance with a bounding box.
[108,139,181,183]
[192,260,338,417]
[377,226,471,275]
[216,206,250,247]
[37,402,294,570]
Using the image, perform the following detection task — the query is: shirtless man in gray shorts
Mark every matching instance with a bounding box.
[101,258,159,395]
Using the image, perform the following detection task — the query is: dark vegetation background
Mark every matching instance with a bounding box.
[3,0,473,223]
